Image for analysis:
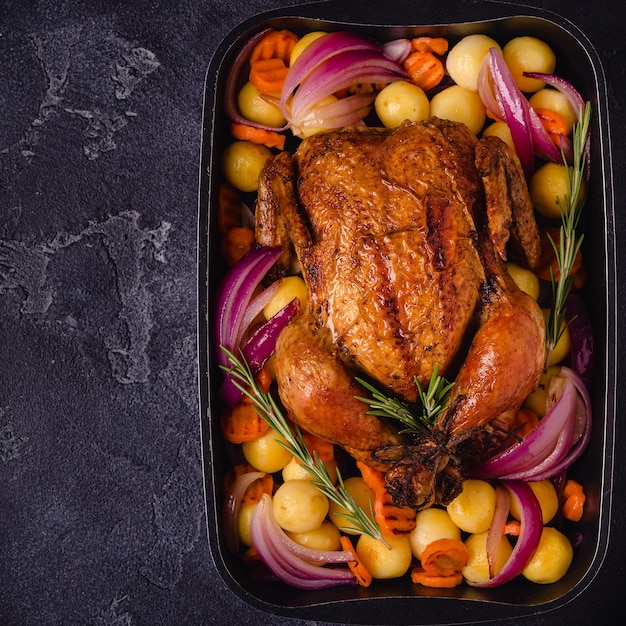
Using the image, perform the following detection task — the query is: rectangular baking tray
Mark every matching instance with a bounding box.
[197,1,616,623]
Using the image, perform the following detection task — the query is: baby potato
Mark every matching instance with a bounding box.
[522,526,573,584]
[529,88,577,135]
[237,81,286,127]
[290,31,327,66]
[529,162,582,220]
[542,308,571,366]
[408,507,462,560]
[242,427,293,473]
[272,479,329,533]
[502,36,556,93]
[282,455,338,484]
[263,275,308,320]
[222,140,272,192]
[287,519,342,553]
[462,531,513,584]
[328,476,375,534]
[509,479,559,525]
[237,501,258,547]
[482,120,515,151]
[429,85,486,135]
[446,34,502,91]
[356,534,413,579]
[505,261,540,300]
[374,81,430,128]
[523,365,562,417]
[446,479,496,534]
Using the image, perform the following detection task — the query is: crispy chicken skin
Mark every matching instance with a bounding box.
[256,118,546,509]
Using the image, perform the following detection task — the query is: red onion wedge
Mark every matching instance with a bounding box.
[525,72,591,180]
[486,484,510,578]
[250,494,358,590]
[222,470,265,554]
[279,32,405,136]
[469,367,591,482]
[524,72,586,121]
[214,246,282,370]
[219,297,300,405]
[469,481,543,587]
[223,28,289,132]
[486,48,535,175]
[566,293,596,390]
[479,49,564,167]
[530,367,592,481]
[381,38,412,64]
[236,280,280,348]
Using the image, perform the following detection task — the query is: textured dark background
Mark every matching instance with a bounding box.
[1,1,623,625]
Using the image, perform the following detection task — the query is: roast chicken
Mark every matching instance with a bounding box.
[255,118,546,510]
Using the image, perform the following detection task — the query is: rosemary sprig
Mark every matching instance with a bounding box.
[545,102,592,367]
[355,364,454,435]
[220,346,389,547]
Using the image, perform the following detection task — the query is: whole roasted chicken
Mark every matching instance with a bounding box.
[255,118,546,511]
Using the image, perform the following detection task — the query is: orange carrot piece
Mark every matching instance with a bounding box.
[410,36,449,55]
[536,228,587,289]
[230,122,286,150]
[411,566,464,588]
[340,535,372,587]
[562,479,586,522]
[373,487,417,537]
[301,431,335,463]
[221,366,272,443]
[357,462,417,537]
[242,545,260,562]
[220,226,256,266]
[533,106,569,146]
[249,29,298,66]
[249,56,290,93]
[503,520,521,536]
[223,463,259,493]
[420,538,469,576]
[217,183,244,235]
[403,50,445,91]
[241,473,274,505]
[221,399,270,443]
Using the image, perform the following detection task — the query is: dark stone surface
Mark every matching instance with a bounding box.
[1,1,623,624]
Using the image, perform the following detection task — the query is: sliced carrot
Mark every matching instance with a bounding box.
[242,545,260,562]
[562,479,586,522]
[533,106,569,146]
[410,36,449,56]
[403,50,445,91]
[217,183,244,235]
[222,463,273,506]
[340,535,372,587]
[536,228,587,289]
[411,566,464,588]
[301,431,335,463]
[249,57,290,94]
[221,400,270,443]
[249,29,298,66]
[503,520,521,536]
[230,122,286,150]
[220,226,256,266]
[223,463,258,492]
[221,366,272,443]
[241,473,274,505]
[420,538,469,576]
[357,462,417,537]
